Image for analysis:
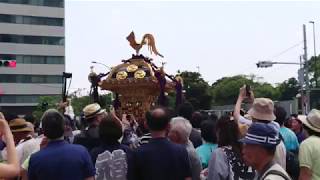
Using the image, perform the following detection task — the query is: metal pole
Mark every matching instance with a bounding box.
[310,21,318,86]
[272,62,300,65]
[300,56,305,115]
[310,21,317,57]
[303,24,311,113]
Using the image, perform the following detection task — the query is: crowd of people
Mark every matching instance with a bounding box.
[0,85,319,180]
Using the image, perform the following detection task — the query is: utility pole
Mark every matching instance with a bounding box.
[303,24,311,113]
[299,55,305,115]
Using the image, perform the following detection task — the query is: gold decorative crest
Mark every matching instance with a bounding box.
[126,31,164,58]
[127,64,138,72]
[134,70,146,79]
[116,71,128,80]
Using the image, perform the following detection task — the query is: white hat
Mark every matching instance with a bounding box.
[248,98,276,121]
[300,109,320,133]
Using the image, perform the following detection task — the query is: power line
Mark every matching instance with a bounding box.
[270,41,303,59]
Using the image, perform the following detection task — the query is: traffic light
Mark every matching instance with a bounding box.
[0,60,16,68]
[256,61,273,68]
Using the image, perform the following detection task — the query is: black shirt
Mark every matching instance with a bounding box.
[90,142,134,180]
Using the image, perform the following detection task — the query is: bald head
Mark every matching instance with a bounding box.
[146,107,172,131]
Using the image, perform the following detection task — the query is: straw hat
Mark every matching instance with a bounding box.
[299,109,320,133]
[83,103,105,119]
[248,98,276,121]
[9,118,33,132]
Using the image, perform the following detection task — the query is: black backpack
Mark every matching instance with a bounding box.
[279,134,300,180]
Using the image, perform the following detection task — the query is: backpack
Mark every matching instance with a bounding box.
[279,134,299,180]
[95,149,128,180]
[286,150,299,180]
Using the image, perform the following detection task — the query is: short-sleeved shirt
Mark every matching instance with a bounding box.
[279,127,299,152]
[2,137,40,165]
[208,146,255,180]
[28,140,95,180]
[186,144,202,180]
[299,135,320,180]
[273,141,286,170]
[258,163,291,180]
[196,143,218,168]
[133,137,192,180]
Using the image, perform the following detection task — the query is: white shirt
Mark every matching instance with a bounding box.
[274,141,286,170]
[1,137,40,165]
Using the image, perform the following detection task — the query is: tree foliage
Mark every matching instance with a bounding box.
[211,75,280,105]
[33,95,61,121]
[307,55,320,88]
[277,77,300,101]
[180,71,213,110]
[32,94,113,120]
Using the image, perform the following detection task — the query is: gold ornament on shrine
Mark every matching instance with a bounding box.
[98,31,176,122]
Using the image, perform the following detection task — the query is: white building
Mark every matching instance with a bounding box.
[0,0,65,114]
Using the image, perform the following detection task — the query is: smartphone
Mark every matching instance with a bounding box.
[245,84,251,97]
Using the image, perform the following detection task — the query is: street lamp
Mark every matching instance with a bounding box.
[91,61,112,70]
[256,59,307,114]
[256,61,300,68]
[309,21,317,58]
[309,21,318,86]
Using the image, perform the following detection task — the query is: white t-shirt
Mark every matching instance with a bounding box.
[274,141,286,170]
[259,163,291,180]
[1,137,40,165]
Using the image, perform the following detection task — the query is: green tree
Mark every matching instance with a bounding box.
[180,71,213,110]
[211,75,280,105]
[211,75,252,105]
[306,55,320,108]
[307,55,320,88]
[254,83,280,100]
[33,95,61,120]
[71,94,113,115]
[33,94,113,120]
[277,77,300,101]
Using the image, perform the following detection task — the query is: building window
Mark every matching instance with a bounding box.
[0,34,64,45]
[0,14,64,26]
[0,95,41,103]
[0,0,64,8]
[0,54,65,64]
[0,74,63,83]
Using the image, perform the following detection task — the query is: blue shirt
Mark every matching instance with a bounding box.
[280,127,299,152]
[28,140,95,180]
[133,137,192,180]
[196,143,218,168]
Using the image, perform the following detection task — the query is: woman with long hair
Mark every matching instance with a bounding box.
[207,115,255,180]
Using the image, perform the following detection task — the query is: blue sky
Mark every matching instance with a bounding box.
[65,1,320,93]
